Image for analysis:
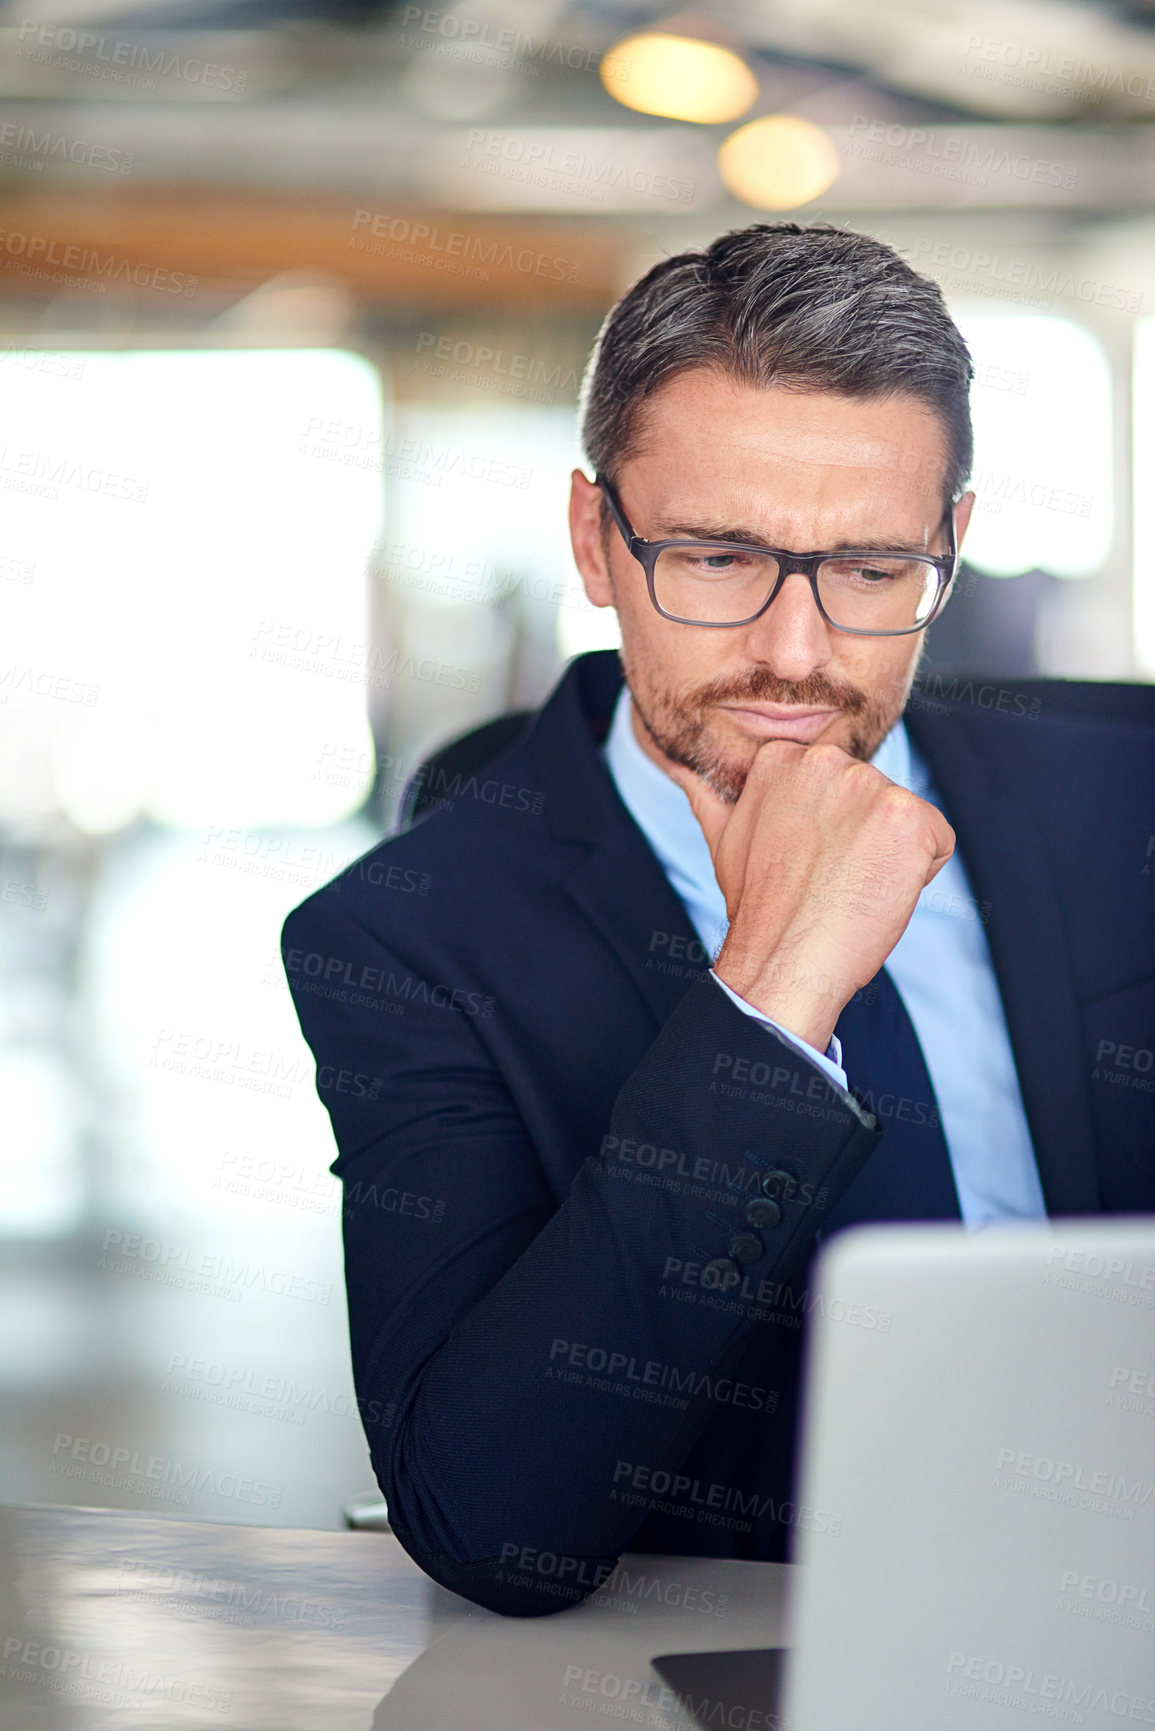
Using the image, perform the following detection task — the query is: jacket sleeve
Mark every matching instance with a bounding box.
[282,894,881,1617]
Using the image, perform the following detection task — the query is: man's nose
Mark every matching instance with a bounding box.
[740,568,833,678]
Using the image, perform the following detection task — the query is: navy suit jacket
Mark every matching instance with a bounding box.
[283,651,1154,1616]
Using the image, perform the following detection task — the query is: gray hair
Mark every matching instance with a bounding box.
[579,221,973,506]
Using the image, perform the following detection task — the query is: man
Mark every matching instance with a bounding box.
[283,222,1154,1617]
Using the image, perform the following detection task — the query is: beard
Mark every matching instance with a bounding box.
[622,645,916,805]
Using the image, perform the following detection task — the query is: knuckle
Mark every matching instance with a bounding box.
[751,739,802,779]
[877,783,915,824]
[803,742,849,778]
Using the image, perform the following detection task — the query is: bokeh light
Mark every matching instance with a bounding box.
[601,33,758,125]
[718,115,840,209]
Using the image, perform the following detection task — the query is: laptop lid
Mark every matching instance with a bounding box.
[781,1219,1155,1731]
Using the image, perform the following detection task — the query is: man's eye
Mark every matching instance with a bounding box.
[686,550,763,573]
[824,558,912,584]
[663,546,766,581]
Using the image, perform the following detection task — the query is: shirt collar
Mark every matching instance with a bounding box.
[604,686,713,880]
[871,707,914,792]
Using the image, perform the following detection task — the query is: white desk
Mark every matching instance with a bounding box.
[0,1504,791,1729]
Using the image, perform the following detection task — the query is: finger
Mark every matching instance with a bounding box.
[665,760,732,857]
[923,817,957,884]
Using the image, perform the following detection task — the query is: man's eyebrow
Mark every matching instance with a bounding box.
[656,519,772,545]
[654,519,934,554]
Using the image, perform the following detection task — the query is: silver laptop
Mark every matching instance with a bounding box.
[655,1219,1155,1730]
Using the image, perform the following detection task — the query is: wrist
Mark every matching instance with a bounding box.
[713,941,847,1052]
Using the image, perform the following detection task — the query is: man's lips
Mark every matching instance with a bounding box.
[715,702,841,742]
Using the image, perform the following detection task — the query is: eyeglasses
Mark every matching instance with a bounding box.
[596,474,959,636]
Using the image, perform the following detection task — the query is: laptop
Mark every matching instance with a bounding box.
[653,1219,1155,1730]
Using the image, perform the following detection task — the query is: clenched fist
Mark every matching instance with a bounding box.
[669,740,955,1052]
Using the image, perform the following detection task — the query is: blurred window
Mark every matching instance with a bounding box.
[0,346,387,1239]
[1132,319,1155,676]
[953,313,1112,580]
[368,402,617,661]
[0,347,384,834]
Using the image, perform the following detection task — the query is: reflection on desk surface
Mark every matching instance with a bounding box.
[0,1504,789,1730]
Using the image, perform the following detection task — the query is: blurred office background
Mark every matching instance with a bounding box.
[1,0,1153,1528]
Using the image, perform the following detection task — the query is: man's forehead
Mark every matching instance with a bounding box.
[690,424,942,484]
[632,372,949,495]
[626,453,945,530]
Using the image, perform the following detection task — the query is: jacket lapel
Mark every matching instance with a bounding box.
[562,816,712,1029]
[528,651,714,1028]
[906,700,1101,1214]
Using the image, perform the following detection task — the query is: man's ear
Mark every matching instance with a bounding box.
[569,469,615,609]
[953,489,976,555]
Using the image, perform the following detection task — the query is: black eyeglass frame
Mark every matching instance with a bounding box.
[595,473,960,636]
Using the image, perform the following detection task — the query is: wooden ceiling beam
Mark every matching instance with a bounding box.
[0,186,631,309]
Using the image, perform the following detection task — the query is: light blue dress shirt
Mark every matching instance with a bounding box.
[603,687,1047,1230]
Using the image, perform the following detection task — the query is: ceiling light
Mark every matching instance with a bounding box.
[718,114,840,209]
[601,32,758,125]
